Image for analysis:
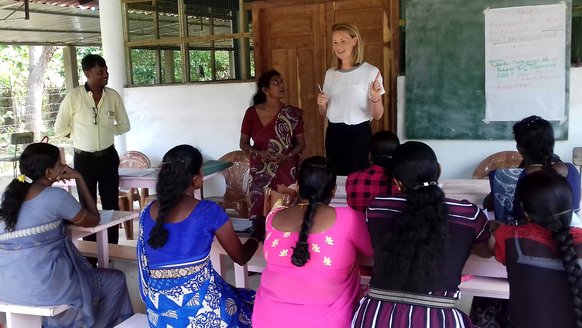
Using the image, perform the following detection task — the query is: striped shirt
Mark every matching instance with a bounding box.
[366,195,490,295]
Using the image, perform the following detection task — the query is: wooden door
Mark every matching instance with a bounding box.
[253,3,327,159]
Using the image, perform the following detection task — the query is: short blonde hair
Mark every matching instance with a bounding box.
[332,23,365,69]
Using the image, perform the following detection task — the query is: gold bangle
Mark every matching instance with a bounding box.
[370,98,381,103]
[71,209,86,224]
[249,237,260,245]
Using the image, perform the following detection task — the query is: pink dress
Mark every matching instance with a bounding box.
[252,206,373,328]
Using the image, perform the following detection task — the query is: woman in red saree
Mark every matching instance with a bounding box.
[240,70,305,218]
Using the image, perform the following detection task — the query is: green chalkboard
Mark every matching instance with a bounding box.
[405,0,571,140]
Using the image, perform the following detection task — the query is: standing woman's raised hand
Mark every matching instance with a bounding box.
[369,71,383,103]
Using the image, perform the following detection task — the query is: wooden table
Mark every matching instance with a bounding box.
[331,177,491,208]
[55,160,233,198]
[68,210,138,268]
[211,235,508,298]
[211,178,500,294]
[117,160,232,191]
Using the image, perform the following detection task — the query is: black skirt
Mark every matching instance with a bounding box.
[325,121,372,176]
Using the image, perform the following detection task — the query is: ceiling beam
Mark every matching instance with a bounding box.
[1,6,99,19]
[0,27,100,34]
[0,40,101,46]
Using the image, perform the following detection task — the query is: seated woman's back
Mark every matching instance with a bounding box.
[496,223,582,328]
[0,143,132,328]
[353,141,490,328]
[141,199,225,266]
[253,156,373,328]
[367,195,489,294]
[495,170,582,328]
[137,145,260,328]
[265,205,370,293]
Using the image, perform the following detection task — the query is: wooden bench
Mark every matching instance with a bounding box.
[114,313,148,327]
[0,301,70,328]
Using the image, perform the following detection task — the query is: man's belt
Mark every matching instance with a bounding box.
[74,145,114,157]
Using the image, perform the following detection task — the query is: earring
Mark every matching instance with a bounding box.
[48,176,52,181]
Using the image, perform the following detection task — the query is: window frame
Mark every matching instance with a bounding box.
[122,0,254,86]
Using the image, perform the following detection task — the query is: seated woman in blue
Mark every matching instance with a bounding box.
[138,144,264,327]
[0,143,133,328]
[512,115,580,223]
[495,170,582,328]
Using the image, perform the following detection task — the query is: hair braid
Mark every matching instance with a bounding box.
[291,197,317,267]
[553,227,582,328]
[0,143,60,232]
[0,180,32,232]
[378,141,449,292]
[290,156,336,267]
[147,145,202,249]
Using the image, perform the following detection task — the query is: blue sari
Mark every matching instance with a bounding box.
[138,200,255,327]
[0,187,133,328]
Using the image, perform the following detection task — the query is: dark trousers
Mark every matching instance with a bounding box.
[325,121,372,176]
[74,145,120,245]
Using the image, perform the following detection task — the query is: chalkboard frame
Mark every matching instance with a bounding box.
[405,0,571,140]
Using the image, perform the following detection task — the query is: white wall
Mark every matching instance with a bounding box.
[123,68,582,196]
[124,82,256,196]
[397,67,582,178]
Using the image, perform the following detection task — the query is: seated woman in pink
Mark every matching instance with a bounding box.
[252,156,373,328]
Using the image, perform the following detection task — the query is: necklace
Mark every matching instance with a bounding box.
[183,191,194,197]
[296,201,325,207]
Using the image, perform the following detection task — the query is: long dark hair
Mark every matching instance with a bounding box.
[252,70,281,106]
[291,156,337,267]
[369,130,399,193]
[0,143,60,232]
[516,170,582,327]
[513,115,554,166]
[147,145,203,249]
[379,141,448,292]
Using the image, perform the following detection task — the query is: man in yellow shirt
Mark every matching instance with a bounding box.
[55,54,130,245]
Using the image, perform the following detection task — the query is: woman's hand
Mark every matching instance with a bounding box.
[272,153,289,163]
[317,92,328,107]
[369,71,382,103]
[257,150,276,162]
[56,165,82,182]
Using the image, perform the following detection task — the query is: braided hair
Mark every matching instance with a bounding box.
[378,141,449,293]
[0,143,61,232]
[291,156,336,267]
[517,170,582,327]
[513,115,555,166]
[147,145,202,249]
[369,130,399,193]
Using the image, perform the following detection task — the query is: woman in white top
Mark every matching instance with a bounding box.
[317,23,385,176]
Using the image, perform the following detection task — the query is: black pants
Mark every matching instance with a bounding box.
[75,145,120,245]
[325,121,372,176]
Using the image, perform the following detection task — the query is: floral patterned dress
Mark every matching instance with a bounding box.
[252,205,373,327]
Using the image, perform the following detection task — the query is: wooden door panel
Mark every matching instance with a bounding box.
[255,3,326,159]
[297,47,324,157]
